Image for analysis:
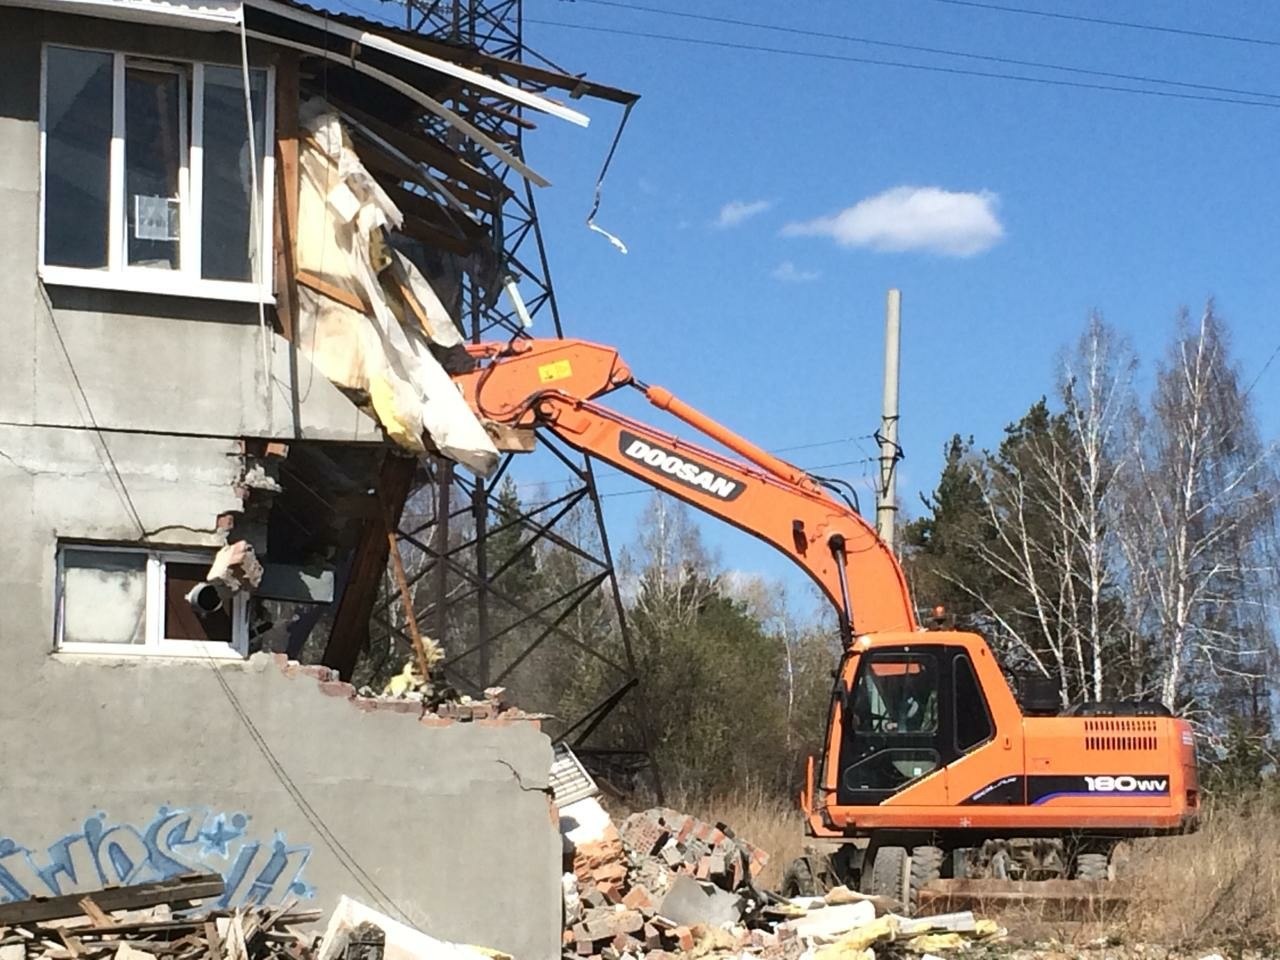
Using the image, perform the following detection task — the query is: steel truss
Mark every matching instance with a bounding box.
[369,0,652,781]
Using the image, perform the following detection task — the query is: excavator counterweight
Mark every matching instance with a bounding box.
[451,337,1199,907]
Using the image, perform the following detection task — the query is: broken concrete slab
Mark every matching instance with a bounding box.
[784,900,876,942]
[655,875,740,929]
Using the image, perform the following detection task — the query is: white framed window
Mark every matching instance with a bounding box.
[38,44,275,303]
[55,543,249,659]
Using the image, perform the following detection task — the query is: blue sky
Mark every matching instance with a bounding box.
[334,0,1280,609]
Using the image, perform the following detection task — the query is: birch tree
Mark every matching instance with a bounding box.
[1116,305,1279,718]
[940,317,1134,706]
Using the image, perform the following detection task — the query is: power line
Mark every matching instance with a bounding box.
[597,455,879,500]
[562,0,1280,102]
[1243,341,1280,400]
[525,18,1280,109]
[925,0,1280,49]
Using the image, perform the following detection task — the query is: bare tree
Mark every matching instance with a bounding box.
[1115,305,1279,717]
[943,316,1135,706]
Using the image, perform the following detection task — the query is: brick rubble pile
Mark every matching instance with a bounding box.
[561,806,1011,960]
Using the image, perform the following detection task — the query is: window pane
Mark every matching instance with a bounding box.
[955,654,995,751]
[44,48,113,269]
[849,654,939,735]
[125,66,184,269]
[201,66,266,282]
[62,549,147,645]
[164,561,232,643]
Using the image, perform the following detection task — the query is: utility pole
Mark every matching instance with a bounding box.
[876,288,902,551]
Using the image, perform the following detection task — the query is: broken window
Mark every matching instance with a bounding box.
[56,544,247,658]
[40,46,274,300]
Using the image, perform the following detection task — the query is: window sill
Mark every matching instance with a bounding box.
[40,265,276,305]
[54,641,248,660]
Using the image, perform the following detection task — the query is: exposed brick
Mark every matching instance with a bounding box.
[318,680,355,698]
[621,885,656,915]
[672,927,695,952]
[300,664,337,681]
[610,933,642,954]
[365,699,424,715]
[419,715,454,727]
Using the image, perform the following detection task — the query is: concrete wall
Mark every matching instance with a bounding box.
[0,652,563,959]
[0,9,563,958]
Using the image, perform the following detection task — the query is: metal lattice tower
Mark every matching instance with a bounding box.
[366,0,652,781]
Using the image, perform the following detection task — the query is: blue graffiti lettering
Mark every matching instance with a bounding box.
[0,809,314,907]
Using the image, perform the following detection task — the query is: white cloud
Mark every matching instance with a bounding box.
[782,186,1004,257]
[771,260,821,283]
[713,198,773,229]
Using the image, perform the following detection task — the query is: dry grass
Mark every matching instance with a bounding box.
[1118,791,1280,947]
[620,786,1280,948]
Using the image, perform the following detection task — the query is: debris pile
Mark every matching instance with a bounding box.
[0,874,319,960]
[561,803,1007,960]
[563,806,774,960]
[272,654,543,724]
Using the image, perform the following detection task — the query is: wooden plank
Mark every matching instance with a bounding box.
[387,33,639,105]
[273,53,301,343]
[296,271,368,314]
[329,98,507,200]
[916,879,1128,921]
[398,214,476,256]
[75,898,113,929]
[0,875,225,926]
[323,453,418,680]
[380,182,483,239]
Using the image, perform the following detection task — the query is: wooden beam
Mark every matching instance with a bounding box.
[296,270,368,314]
[0,874,225,925]
[324,453,418,680]
[379,181,483,239]
[398,213,476,256]
[331,96,508,201]
[273,53,301,342]
[387,33,639,105]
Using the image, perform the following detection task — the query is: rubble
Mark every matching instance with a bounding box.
[0,874,320,960]
[560,804,1017,960]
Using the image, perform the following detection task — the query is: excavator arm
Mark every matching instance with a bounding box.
[454,338,917,638]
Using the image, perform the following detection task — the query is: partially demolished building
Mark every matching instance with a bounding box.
[0,2,633,956]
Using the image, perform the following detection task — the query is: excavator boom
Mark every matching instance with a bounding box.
[454,337,916,637]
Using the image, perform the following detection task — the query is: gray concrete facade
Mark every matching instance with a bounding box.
[0,9,562,958]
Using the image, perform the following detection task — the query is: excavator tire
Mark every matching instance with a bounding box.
[862,846,909,904]
[909,845,945,908]
[781,857,821,898]
[1075,852,1109,882]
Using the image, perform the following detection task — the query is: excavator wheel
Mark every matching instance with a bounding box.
[1074,852,1110,882]
[909,845,945,908]
[861,846,909,905]
[781,856,824,898]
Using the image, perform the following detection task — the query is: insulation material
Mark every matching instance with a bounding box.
[294,100,498,474]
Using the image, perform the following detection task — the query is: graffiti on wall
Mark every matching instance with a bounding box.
[0,807,315,907]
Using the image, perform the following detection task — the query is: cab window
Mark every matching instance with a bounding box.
[849,653,938,735]
[954,652,994,751]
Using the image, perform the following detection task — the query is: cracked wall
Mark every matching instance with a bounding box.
[0,653,562,958]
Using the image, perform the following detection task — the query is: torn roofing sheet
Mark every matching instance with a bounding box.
[294,101,499,476]
[0,0,240,27]
[242,27,551,188]
[245,0,590,128]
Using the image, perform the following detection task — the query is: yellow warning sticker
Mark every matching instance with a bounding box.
[537,359,573,383]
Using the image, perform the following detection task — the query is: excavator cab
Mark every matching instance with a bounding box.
[836,643,993,806]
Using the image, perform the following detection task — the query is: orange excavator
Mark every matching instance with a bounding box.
[453,337,1199,903]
